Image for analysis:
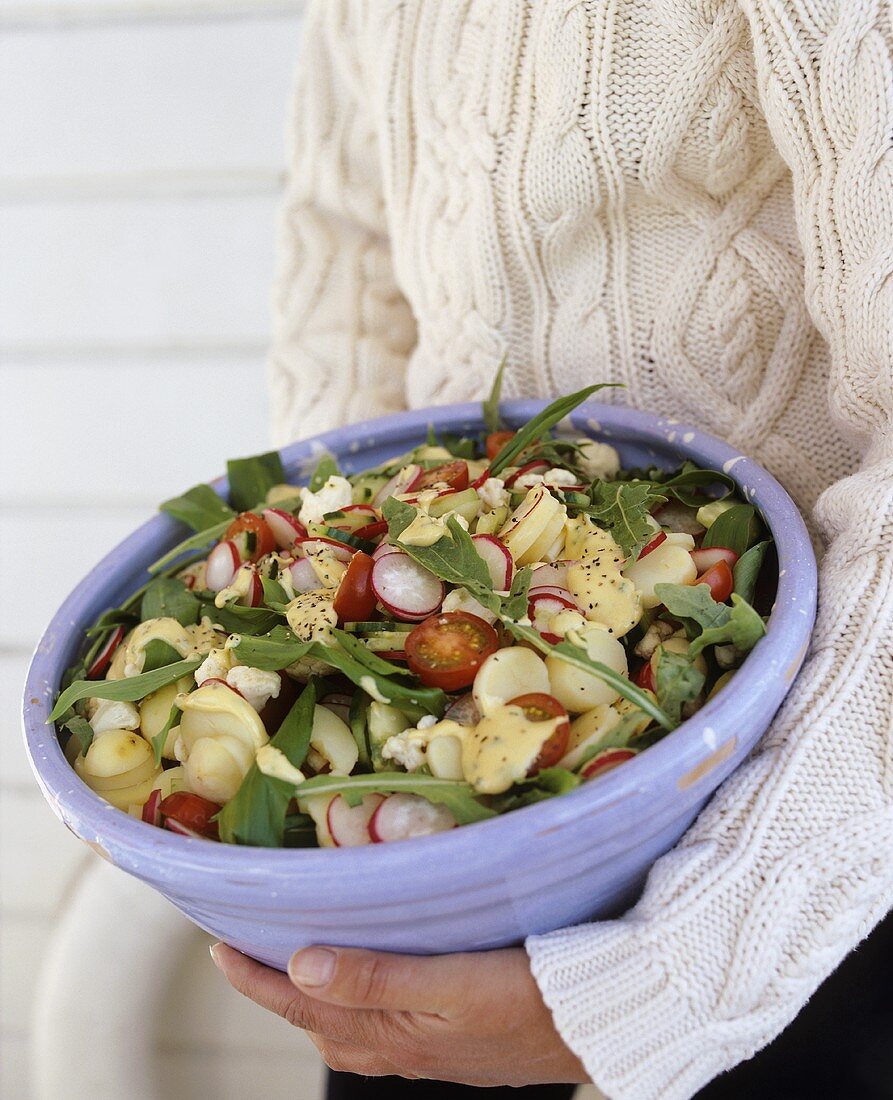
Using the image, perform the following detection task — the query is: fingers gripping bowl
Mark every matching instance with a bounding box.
[23,399,816,968]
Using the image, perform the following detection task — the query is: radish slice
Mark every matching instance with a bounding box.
[369,793,456,842]
[528,583,576,602]
[529,591,577,644]
[690,546,739,572]
[289,556,323,593]
[372,541,400,561]
[164,819,207,839]
[372,464,422,507]
[321,693,352,725]
[638,531,667,560]
[443,693,481,727]
[530,560,579,590]
[371,555,445,621]
[241,571,263,608]
[206,540,241,592]
[262,508,306,549]
[87,624,126,680]
[327,793,384,847]
[294,537,357,562]
[141,788,162,827]
[582,747,638,780]
[471,535,513,589]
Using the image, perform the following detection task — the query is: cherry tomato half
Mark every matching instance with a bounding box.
[634,660,656,693]
[404,611,500,692]
[486,430,516,460]
[508,693,570,774]
[225,512,276,562]
[413,460,470,493]
[333,551,377,622]
[694,559,734,603]
[158,791,221,837]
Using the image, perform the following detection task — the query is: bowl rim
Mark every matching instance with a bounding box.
[22,399,817,881]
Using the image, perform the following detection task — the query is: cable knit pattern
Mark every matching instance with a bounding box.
[270,3,893,1096]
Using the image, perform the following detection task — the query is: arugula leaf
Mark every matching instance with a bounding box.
[586,481,668,558]
[332,630,412,678]
[702,504,762,557]
[309,454,340,492]
[349,690,371,767]
[491,767,581,812]
[482,356,507,434]
[315,640,446,717]
[216,682,318,847]
[294,772,496,826]
[84,609,139,637]
[688,595,766,658]
[148,519,232,575]
[141,639,183,673]
[489,385,616,476]
[654,649,705,723]
[260,576,290,609]
[229,626,314,671]
[653,582,733,634]
[622,462,735,508]
[226,450,286,513]
[733,540,770,604]
[501,621,675,731]
[200,600,281,636]
[49,659,201,723]
[502,567,533,621]
[160,483,234,532]
[438,435,478,460]
[382,499,499,612]
[62,715,95,756]
[150,703,181,765]
[140,577,200,627]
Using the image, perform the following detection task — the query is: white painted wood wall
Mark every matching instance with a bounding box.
[0,1,321,1093]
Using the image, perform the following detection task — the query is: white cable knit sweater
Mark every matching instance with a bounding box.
[269,3,893,1097]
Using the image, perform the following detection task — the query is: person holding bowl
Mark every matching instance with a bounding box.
[212,2,893,1098]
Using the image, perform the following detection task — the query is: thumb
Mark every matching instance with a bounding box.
[288,946,487,1016]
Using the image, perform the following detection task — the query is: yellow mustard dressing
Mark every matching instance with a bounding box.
[461,705,563,794]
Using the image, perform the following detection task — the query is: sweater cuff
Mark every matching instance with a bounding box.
[526,922,733,1100]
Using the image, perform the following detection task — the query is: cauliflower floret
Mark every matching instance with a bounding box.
[194,646,236,687]
[298,476,353,526]
[225,666,281,713]
[87,699,140,736]
[541,468,580,489]
[478,477,510,512]
[255,744,305,786]
[577,440,621,481]
[381,731,429,772]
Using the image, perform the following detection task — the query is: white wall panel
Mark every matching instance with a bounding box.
[0,652,34,786]
[0,194,280,345]
[3,358,271,505]
[0,16,303,183]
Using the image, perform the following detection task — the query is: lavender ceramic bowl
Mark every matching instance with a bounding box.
[23,401,816,968]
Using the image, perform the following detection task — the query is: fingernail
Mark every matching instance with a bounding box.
[209,943,223,968]
[289,947,336,988]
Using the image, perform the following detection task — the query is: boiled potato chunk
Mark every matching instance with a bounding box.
[426,734,465,780]
[623,542,697,608]
[472,647,550,716]
[184,736,250,803]
[310,705,359,776]
[139,676,193,759]
[545,624,628,712]
[498,485,566,565]
[76,729,156,791]
[177,681,268,754]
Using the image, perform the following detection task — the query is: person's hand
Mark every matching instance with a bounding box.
[211,942,587,1086]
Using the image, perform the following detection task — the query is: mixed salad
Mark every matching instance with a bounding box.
[51,375,773,848]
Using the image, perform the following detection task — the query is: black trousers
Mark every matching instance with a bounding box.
[327,908,893,1100]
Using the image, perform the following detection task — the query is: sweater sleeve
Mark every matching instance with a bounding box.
[267,0,416,447]
[526,5,893,1098]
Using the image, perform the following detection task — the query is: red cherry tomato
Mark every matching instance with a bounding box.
[352,520,389,542]
[333,551,377,622]
[634,660,656,693]
[225,512,276,562]
[404,611,500,691]
[413,460,470,493]
[486,430,516,460]
[158,791,221,837]
[694,559,734,603]
[508,693,571,775]
[582,747,637,780]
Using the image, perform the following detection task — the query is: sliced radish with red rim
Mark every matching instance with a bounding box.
[530,560,579,590]
[528,583,577,602]
[504,461,550,489]
[327,793,385,847]
[294,537,357,562]
[206,540,241,592]
[289,556,323,593]
[369,793,456,842]
[582,747,638,780]
[471,535,513,589]
[371,554,445,621]
[638,531,667,559]
[87,624,126,680]
[372,464,423,507]
[690,546,739,572]
[529,591,577,644]
[241,571,263,607]
[262,508,307,549]
[372,541,400,562]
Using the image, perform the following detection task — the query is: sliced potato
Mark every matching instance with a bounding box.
[472,647,550,716]
[151,764,187,800]
[521,507,567,566]
[310,705,359,775]
[99,771,163,811]
[77,729,155,790]
[177,681,268,754]
[139,676,193,757]
[297,794,336,848]
[184,737,248,803]
[498,485,565,563]
[427,734,465,780]
[545,624,628,712]
[559,705,621,770]
[623,542,698,608]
